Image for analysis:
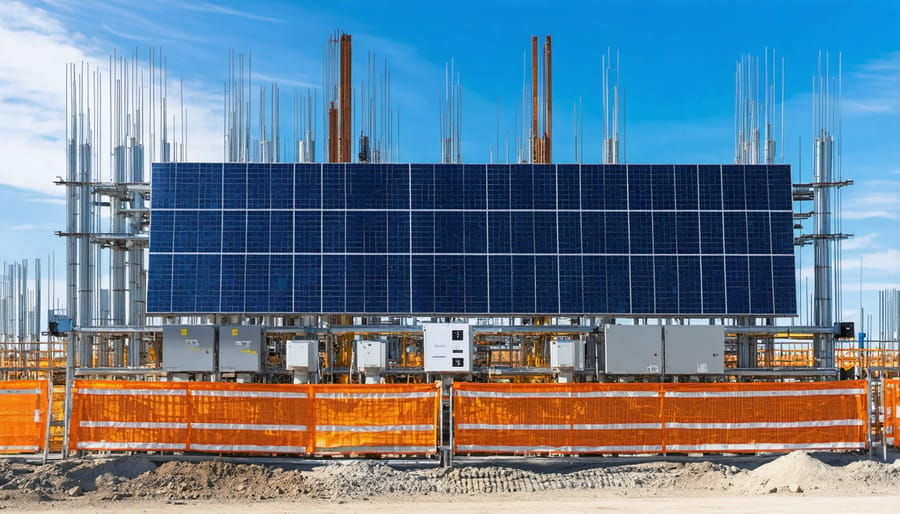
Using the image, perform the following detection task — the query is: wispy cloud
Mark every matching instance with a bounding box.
[841,233,880,251]
[24,196,66,206]
[100,21,152,42]
[7,223,57,231]
[253,72,319,90]
[844,51,900,116]
[842,185,900,221]
[175,1,283,24]
[842,249,900,274]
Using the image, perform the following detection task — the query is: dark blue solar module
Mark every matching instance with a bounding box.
[147,163,796,316]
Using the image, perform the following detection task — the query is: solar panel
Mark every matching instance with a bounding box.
[148,163,796,316]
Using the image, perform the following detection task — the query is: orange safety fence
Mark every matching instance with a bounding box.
[453,381,868,455]
[453,382,663,454]
[885,379,900,448]
[70,380,190,452]
[69,380,440,456]
[312,383,440,455]
[0,380,48,454]
[662,380,868,453]
[186,382,311,454]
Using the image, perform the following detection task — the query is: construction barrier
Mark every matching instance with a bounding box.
[187,382,311,454]
[884,379,900,447]
[70,380,190,452]
[453,381,868,455]
[312,384,440,455]
[453,382,663,454]
[662,381,868,452]
[69,380,440,456]
[0,380,48,454]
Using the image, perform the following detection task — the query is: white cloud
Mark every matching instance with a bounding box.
[842,186,900,221]
[842,249,900,274]
[841,233,880,251]
[175,1,283,24]
[0,1,223,196]
[844,51,900,116]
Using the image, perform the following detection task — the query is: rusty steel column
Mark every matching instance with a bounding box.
[339,34,352,162]
[531,35,539,164]
[543,35,552,163]
[328,103,338,162]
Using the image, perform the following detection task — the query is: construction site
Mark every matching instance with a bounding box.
[1,28,900,510]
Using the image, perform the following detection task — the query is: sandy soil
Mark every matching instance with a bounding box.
[0,451,898,512]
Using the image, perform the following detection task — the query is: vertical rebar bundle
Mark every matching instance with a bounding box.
[811,51,843,368]
[602,49,623,164]
[439,60,461,164]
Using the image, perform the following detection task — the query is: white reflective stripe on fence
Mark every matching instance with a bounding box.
[666,419,863,430]
[75,441,187,450]
[665,389,864,398]
[33,409,40,423]
[0,388,41,395]
[316,424,433,432]
[454,390,659,399]
[191,423,307,431]
[458,423,569,430]
[456,444,663,453]
[665,442,865,451]
[314,392,435,400]
[189,444,307,453]
[0,445,39,452]
[78,388,187,396]
[79,421,188,429]
[190,390,308,399]
[572,423,663,430]
[458,423,662,430]
[316,446,434,453]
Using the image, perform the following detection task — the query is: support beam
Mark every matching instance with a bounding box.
[543,35,552,163]
[531,36,539,164]
[339,34,352,163]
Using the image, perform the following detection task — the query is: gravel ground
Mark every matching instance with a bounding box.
[0,450,898,510]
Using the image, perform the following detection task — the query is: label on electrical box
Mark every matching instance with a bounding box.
[231,328,239,336]
[180,328,188,337]
[697,363,708,373]
[235,340,256,354]
[184,339,199,350]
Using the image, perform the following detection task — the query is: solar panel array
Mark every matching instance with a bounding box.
[148,163,796,316]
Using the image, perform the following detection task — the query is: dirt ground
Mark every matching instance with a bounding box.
[0,450,898,512]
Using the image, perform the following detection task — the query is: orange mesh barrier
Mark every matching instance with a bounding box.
[70,380,190,452]
[885,379,900,448]
[662,380,868,453]
[453,381,867,455]
[311,383,440,455]
[69,380,440,456]
[453,382,663,454]
[186,382,312,454]
[0,380,47,454]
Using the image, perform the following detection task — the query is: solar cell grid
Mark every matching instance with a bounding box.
[147,163,796,316]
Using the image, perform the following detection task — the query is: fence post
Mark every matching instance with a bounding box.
[42,374,52,464]
[881,376,888,461]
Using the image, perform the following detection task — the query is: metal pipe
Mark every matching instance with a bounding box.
[531,36,538,164]
[543,35,552,163]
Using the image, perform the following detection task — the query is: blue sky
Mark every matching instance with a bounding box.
[0,0,898,333]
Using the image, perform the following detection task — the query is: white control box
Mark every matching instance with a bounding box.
[550,338,585,370]
[286,340,319,371]
[423,323,473,373]
[356,340,387,372]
